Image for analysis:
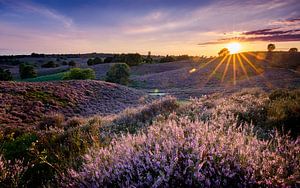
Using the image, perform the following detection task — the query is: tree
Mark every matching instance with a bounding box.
[68,60,77,67]
[104,57,113,63]
[289,48,298,53]
[87,59,94,66]
[218,48,230,56]
[105,63,130,85]
[41,61,59,68]
[145,51,153,64]
[0,68,13,81]
[159,55,176,63]
[19,64,37,79]
[267,44,275,52]
[63,68,96,80]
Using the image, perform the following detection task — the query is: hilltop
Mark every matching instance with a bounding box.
[0,80,150,131]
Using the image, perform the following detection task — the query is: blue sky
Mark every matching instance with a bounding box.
[0,0,299,55]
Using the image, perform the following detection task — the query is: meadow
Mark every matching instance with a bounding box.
[0,51,299,187]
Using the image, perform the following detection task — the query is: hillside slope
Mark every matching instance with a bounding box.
[132,53,300,98]
[0,80,149,130]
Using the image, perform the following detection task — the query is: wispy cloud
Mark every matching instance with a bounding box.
[0,0,73,28]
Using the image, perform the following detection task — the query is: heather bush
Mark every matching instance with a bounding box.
[105,63,130,85]
[0,155,28,187]
[63,115,299,187]
[39,113,65,130]
[63,68,96,80]
[99,96,179,142]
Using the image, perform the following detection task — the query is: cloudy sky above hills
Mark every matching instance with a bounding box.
[0,0,299,55]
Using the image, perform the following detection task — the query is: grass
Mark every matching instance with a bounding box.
[22,72,66,82]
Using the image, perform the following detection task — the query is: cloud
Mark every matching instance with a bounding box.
[0,0,73,28]
[243,28,300,35]
[199,16,300,45]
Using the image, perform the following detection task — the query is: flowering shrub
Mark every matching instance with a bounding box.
[0,155,27,187]
[63,115,299,187]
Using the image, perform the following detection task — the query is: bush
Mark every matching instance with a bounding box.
[39,113,65,130]
[87,57,103,66]
[159,55,176,63]
[41,61,59,68]
[0,68,13,81]
[113,53,143,66]
[63,115,300,187]
[105,63,130,85]
[63,68,96,80]
[267,89,300,137]
[104,57,113,63]
[68,61,76,67]
[19,64,37,79]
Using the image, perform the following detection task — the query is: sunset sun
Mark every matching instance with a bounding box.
[227,42,241,54]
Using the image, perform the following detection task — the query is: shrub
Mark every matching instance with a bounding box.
[289,48,298,53]
[2,133,38,161]
[63,68,96,80]
[159,55,176,63]
[112,53,143,66]
[0,68,13,81]
[39,113,65,130]
[267,89,300,137]
[41,61,59,68]
[19,63,37,79]
[68,60,76,67]
[0,155,28,187]
[105,63,130,85]
[87,57,103,66]
[63,115,300,187]
[104,57,113,63]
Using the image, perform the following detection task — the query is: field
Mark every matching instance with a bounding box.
[0,52,299,187]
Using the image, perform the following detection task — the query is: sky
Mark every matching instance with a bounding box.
[0,0,300,56]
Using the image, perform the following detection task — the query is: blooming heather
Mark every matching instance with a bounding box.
[62,92,299,187]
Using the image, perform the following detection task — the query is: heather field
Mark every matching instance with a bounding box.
[2,0,300,186]
[0,51,300,187]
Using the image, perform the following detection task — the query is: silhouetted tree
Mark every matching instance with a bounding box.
[0,68,13,81]
[218,48,230,56]
[289,48,298,53]
[159,55,176,63]
[145,51,153,64]
[267,44,275,52]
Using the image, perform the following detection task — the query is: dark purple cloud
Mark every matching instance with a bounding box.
[199,16,300,45]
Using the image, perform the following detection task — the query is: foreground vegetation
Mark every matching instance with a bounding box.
[0,88,299,187]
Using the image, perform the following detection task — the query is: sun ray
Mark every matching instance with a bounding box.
[236,53,249,81]
[221,55,232,82]
[208,55,228,79]
[198,56,219,69]
[240,53,261,74]
[233,54,236,85]
[246,51,267,60]
[240,53,274,88]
